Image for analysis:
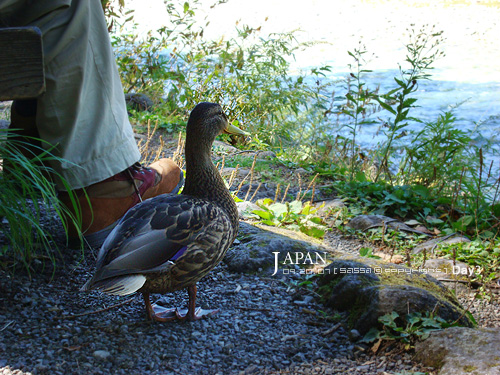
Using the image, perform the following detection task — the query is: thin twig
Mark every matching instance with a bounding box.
[0,320,15,332]
[57,297,136,320]
[250,182,262,202]
[310,183,316,205]
[296,173,302,201]
[244,154,257,202]
[235,169,250,197]
[238,306,272,312]
[281,183,291,203]
[274,183,281,202]
[221,154,226,172]
[154,135,164,162]
[228,164,239,189]
[298,173,319,202]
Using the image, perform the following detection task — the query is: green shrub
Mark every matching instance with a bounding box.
[0,130,82,274]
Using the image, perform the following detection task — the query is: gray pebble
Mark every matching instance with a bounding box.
[93,350,111,361]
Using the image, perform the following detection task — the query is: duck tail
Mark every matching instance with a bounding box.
[80,275,147,296]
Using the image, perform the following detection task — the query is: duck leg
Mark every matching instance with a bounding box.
[143,285,219,322]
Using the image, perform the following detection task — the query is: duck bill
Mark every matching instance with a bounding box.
[224,123,249,136]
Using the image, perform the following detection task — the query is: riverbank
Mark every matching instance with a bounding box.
[1,129,499,374]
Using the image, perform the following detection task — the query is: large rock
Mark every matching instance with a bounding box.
[317,258,473,334]
[421,258,478,282]
[414,327,500,374]
[412,234,471,254]
[347,215,431,236]
[212,140,239,153]
[125,93,154,112]
[224,222,334,275]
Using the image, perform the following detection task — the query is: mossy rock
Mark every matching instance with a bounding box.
[224,222,334,275]
[415,327,500,374]
[317,258,474,334]
[124,93,154,112]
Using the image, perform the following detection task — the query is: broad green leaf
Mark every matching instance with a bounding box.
[289,200,303,214]
[377,99,397,115]
[412,185,430,198]
[359,247,371,257]
[360,328,381,343]
[262,220,277,226]
[252,209,273,221]
[232,195,244,203]
[309,216,323,225]
[459,215,474,227]
[394,77,406,88]
[269,203,288,218]
[300,226,325,239]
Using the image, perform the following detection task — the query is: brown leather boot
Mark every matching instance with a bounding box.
[59,158,183,248]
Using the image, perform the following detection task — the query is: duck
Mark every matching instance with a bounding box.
[81,102,247,321]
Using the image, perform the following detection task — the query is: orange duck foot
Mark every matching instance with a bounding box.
[143,285,219,322]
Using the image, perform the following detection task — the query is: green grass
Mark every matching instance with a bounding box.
[0,130,83,274]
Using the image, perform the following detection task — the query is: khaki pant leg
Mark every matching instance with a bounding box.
[1,0,141,189]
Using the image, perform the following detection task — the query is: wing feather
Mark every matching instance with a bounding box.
[84,194,231,291]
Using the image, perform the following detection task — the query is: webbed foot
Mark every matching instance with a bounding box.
[143,285,219,322]
[150,304,219,321]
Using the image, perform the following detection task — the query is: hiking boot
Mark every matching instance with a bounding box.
[59,158,183,248]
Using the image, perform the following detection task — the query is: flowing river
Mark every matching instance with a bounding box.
[128,0,500,165]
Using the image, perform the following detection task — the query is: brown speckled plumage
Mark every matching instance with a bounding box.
[82,103,243,320]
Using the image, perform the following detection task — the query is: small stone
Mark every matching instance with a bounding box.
[348,329,361,342]
[221,167,249,178]
[257,151,277,159]
[316,199,346,215]
[295,168,308,175]
[93,350,111,361]
[413,234,470,254]
[125,92,154,111]
[236,201,261,219]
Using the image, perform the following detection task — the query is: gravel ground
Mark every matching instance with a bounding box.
[324,229,500,328]
[0,241,435,375]
[1,162,498,375]
[1,222,497,375]
[1,104,498,374]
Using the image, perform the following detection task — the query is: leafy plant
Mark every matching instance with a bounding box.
[361,311,459,350]
[0,130,83,273]
[252,198,327,239]
[111,0,332,153]
[359,247,381,259]
[341,43,379,181]
[435,239,500,297]
[374,25,445,182]
[106,1,499,243]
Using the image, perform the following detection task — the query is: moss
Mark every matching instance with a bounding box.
[249,249,260,258]
[317,257,474,330]
[347,295,370,328]
[368,260,459,305]
[317,278,341,302]
[463,365,477,372]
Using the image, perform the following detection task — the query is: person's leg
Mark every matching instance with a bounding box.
[1,0,183,247]
[32,0,141,188]
[1,0,137,187]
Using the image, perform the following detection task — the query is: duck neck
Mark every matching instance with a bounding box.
[183,141,239,230]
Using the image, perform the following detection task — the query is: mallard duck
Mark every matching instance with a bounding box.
[81,102,246,321]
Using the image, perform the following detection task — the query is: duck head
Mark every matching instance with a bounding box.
[186,102,247,147]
